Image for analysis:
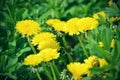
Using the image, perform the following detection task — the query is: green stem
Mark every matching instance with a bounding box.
[35,69,42,80]
[62,36,67,48]
[42,63,53,80]
[27,37,53,80]
[114,69,118,80]
[27,37,37,54]
[85,32,92,55]
[49,62,57,80]
[4,76,7,80]
[52,61,60,77]
[77,36,88,57]
[66,52,73,62]
[62,36,73,62]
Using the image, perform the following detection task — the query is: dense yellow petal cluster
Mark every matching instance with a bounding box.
[84,56,107,76]
[37,39,60,51]
[32,32,60,50]
[93,11,106,20]
[39,48,60,62]
[84,56,107,68]
[64,18,82,35]
[67,62,87,80]
[46,19,65,31]
[46,19,60,26]
[77,17,99,31]
[24,54,42,66]
[24,49,60,66]
[16,20,40,36]
[98,39,115,48]
[99,58,108,67]
[32,32,56,46]
[67,55,107,79]
[84,56,98,68]
[46,17,99,36]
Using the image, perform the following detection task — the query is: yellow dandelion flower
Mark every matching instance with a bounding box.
[64,18,81,35]
[67,62,87,80]
[84,56,98,68]
[16,20,40,36]
[98,41,104,47]
[37,39,60,51]
[39,48,60,62]
[93,11,106,20]
[98,58,108,67]
[84,56,98,76]
[52,21,65,31]
[110,39,115,48]
[32,32,56,46]
[77,17,99,31]
[84,55,108,76]
[46,19,60,26]
[24,54,42,66]
[46,19,65,31]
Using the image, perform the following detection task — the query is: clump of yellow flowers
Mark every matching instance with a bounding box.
[15,16,112,80]
[46,17,99,36]
[23,31,60,66]
[24,48,60,66]
[31,32,60,51]
[67,55,107,80]
[15,20,60,66]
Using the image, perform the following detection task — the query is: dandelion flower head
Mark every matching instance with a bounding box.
[24,54,42,66]
[16,20,40,36]
[37,39,60,51]
[77,17,99,31]
[84,56,98,69]
[98,58,108,67]
[84,55,107,76]
[64,18,81,35]
[93,11,106,20]
[67,62,87,80]
[32,32,56,46]
[39,48,60,62]
[46,19,66,31]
